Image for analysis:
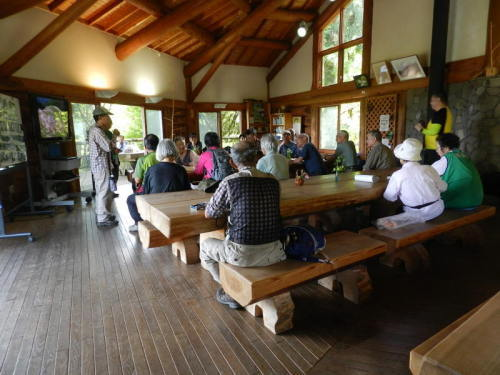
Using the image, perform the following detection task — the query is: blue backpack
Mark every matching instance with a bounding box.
[282,225,326,262]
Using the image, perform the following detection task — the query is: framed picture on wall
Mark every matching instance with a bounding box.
[292,116,302,133]
[390,55,426,81]
[353,74,370,89]
[372,61,392,84]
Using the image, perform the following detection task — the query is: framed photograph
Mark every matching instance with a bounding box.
[292,116,301,134]
[390,55,426,81]
[372,61,392,84]
[353,74,370,89]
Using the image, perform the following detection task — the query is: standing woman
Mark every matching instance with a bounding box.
[174,136,199,166]
[414,93,453,165]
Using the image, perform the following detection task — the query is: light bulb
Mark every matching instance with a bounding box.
[297,22,307,37]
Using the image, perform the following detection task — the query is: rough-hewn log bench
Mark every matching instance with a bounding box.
[136,170,394,263]
[409,291,500,375]
[360,205,496,273]
[219,231,387,334]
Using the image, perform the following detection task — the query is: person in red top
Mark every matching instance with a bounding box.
[193,132,221,179]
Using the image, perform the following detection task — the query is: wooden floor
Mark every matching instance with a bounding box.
[1,184,499,374]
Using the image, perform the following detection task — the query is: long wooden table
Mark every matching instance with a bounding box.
[136,169,394,262]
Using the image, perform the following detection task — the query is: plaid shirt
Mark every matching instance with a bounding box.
[88,124,111,174]
[206,167,281,245]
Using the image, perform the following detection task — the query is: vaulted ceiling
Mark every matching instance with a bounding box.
[39,0,322,67]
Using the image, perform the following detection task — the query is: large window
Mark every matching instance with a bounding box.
[320,102,361,151]
[318,0,365,87]
[198,111,242,148]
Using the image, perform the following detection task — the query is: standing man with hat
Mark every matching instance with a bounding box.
[88,106,118,227]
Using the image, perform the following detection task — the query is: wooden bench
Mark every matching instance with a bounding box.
[219,231,387,334]
[360,205,496,274]
[409,291,500,375]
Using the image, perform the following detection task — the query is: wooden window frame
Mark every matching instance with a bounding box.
[195,107,244,146]
[313,0,373,90]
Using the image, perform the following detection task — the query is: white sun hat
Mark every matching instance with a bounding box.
[393,138,422,161]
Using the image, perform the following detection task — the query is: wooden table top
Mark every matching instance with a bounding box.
[136,169,395,239]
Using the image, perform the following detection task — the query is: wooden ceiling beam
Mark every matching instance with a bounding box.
[124,0,215,46]
[190,40,238,102]
[0,0,99,77]
[266,9,316,23]
[238,38,290,50]
[115,0,216,60]
[0,0,46,19]
[184,0,285,77]
[48,0,68,12]
[86,0,123,26]
[228,0,251,13]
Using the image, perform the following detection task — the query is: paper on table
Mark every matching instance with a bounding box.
[354,174,380,183]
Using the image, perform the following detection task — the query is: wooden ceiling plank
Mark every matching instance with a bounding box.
[267,9,316,22]
[86,0,123,26]
[0,0,99,77]
[177,41,204,59]
[227,0,251,13]
[190,40,238,102]
[184,0,285,77]
[125,0,215,46]
[0,0,46,19]
[48,0,68,12]
[238,38,290,50]
[105,8,141,32]
[119,14,154,37]
[115,0,218,60]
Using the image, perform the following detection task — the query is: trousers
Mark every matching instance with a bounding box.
[92,169,113,222]
[126,194,143,224]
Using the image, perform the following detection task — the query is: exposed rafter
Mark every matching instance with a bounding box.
[0,0,99,77]
[124,0,215,46]
[48,0,68,12]
[227,0,251,13]
[184,0,285,77]
[266,9,316,23]
[0,0,46,19]
[239,38,290,50]
[86,0,123,26]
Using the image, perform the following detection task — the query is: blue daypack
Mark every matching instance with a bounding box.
[282,225,326,262]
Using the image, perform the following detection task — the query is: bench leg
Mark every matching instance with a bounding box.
[318,265,373,304]
[172,237,199,264]
[440,223,486,249]
[380,244,430,274]
[245,292,294,334]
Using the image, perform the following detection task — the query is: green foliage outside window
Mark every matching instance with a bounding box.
[343,44,363,82]
[342,0,364,42]
[322,52,339,86]
[322,15,339,50]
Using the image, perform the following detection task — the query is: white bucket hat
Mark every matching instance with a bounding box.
[394,138,422,161]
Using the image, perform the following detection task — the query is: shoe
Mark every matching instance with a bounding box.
[107,215,116,221]
[216,287,241,309]
[97,219,118,227]
[129,224,138,232]
[112,193,119,198]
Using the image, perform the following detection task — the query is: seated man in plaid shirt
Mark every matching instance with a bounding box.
[200,141,286,309]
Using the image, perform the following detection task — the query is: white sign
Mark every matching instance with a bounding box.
[379,114,390,132]
[382,138,391,148]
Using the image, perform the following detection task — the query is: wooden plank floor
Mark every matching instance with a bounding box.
[1,182,499,375]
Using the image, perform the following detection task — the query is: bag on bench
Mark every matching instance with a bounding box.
[282,225,326,262]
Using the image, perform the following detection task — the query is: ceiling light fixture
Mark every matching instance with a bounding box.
[297,21,308,37]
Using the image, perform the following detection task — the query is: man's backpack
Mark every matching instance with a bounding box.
[282,225,326,262]
[210,148,236,181]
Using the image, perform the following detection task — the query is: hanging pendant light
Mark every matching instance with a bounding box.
[297,21,308,37]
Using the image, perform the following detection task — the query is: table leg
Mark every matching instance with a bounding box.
[172,237,199,264]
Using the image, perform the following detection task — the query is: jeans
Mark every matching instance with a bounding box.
[126,194,143,224]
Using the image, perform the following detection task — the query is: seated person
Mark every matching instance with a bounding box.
[432,133,483,209]
[363,130,398,170]
[200,141,286,309]
[244,128,262,154]
[133,134,159,190]
[127,139,191,232]
[292,133,325,176]
[239,133,246,142]
[193,132,235,180]
[335,130,357,170]
[257,134,290,180]
[278,130,299,158]
[186,133,203,155]
[377,138,447,230]
[174,136,199,167]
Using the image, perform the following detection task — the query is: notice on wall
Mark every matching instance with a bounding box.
[379,114,390,132]
[382,138,391,148]
[0,93,27,169]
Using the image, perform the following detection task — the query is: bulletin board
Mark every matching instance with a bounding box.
[0,93,27,169]
[365,94,398,151]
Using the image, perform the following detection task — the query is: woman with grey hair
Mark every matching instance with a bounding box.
[126,139,190,232]
[256,134,290,180]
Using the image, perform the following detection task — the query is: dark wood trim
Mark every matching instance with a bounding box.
[486,0,500,70]
[446,56,485,84]
[362,0,373,76]
[266,9,316,22]
[185,76,192,104]
[0,0,46,19]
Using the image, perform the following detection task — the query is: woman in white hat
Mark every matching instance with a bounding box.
[377,138,448,230]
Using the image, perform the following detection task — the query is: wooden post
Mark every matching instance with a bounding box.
[0,0,99,77]
[115,0,216,60]
[184,0,285,77]
[0,0,46,19]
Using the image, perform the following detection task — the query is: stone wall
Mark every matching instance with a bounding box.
[405,76,500,173]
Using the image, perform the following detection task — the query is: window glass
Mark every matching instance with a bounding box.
[145,109,163,140]
[221,111,241,148]
[71,102,95,191]
[320,106,339,149]
[342,0,364,42]
[342,43,363,82]
[322,52,339,86]
[322,15,340,50]
[102,103,145,152]
[198,112,218,143]
[339,102,361,151]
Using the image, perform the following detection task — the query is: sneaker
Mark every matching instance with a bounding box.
[97,219,118,227]
[216,287,241,309]
[129,224,138,232]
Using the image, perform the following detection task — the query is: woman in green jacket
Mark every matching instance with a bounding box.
[432,133,483,209]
